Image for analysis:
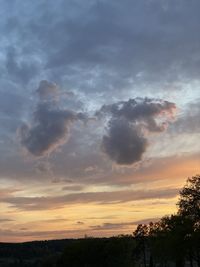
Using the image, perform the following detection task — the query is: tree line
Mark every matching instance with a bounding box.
[133,174,200,267]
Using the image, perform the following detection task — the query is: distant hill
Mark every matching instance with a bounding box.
[0,236,135,267]
[0,239,73,267]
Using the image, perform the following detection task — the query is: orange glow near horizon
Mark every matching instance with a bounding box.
[1,152,199,243]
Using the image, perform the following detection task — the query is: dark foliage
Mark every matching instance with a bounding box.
[58,236,135,267]
[132,175,200,267]
[0,239,72,267]
[178,175,200,220]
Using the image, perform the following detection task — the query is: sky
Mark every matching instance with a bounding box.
[0,0,199,242]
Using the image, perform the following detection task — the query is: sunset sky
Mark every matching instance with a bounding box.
[0,0,199,242]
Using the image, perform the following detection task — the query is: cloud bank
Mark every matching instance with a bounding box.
[2,187,178,211]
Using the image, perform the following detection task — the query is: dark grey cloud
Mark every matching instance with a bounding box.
[102,118,147,165]
[36,80,59,101]
[2,0,200,96]
[19,104,77,156]
[0,91,26,117]
[5,46,39,85]
[0,90,28,145]
[18,81,85,156]
[99,98,176,165]
[99,98,176,131]
[37,0,200,86]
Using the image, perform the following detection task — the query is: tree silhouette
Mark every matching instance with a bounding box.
[133,224,149,267]
[132,174,200,267]
[178,174,200,266]
[178,174,200,221]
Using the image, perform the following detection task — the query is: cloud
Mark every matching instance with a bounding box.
[90,217,160,230]
[103,152,200,187]
[62,185,85,191]
[2,0,200,99]
[172,99,200,133]
[1,187,178,211]
[5,46,39,85]
[36,80,60,101]
[99,98,176,165]
[0,91,26,118]
[90,222,133,231]
[102,118,147,165]
[0,187,21,198]
[0,218,14,223]
[18,81,85,157]
[132,217,160,225]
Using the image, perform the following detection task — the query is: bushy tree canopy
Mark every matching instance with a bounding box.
[178,174,200,221]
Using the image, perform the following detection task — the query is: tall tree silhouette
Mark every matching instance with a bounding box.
[178,175,200,267]
[178,174,200,221]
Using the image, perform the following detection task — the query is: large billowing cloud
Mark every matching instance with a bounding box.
[102,118,148,165]
[18,80,84,157]
[99,98,176,165]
